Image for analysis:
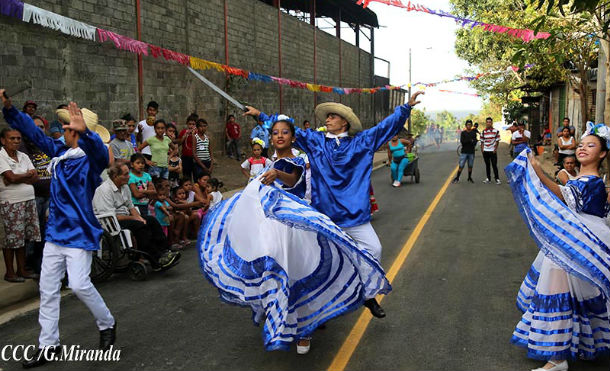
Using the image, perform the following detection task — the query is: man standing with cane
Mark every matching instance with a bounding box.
[2,89,116,368]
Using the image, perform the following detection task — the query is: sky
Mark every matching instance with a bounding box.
[320,0,484,114]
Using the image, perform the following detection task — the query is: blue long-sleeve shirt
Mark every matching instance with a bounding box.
[3,106,109,250]
[260,104,411,227]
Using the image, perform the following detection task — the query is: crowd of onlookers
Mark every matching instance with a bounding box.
[1,97,323,282]
[508,116,579,183]
[1,99,246,282]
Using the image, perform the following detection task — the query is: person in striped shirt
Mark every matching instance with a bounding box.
[480,117,501,184]
[192,118,213,178]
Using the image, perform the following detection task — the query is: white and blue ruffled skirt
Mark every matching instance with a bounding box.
[197,180,391,351]
[506,150,610,360]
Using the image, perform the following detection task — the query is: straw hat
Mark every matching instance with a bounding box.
[314,102,362,135]
[56,108,111,143]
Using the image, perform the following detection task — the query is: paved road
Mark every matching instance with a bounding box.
[1,143,609,371]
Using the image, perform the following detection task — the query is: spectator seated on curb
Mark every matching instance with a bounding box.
[92,161,180,270]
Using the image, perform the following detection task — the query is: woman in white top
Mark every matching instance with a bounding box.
[557,127,576,167]
[0,128,41,282]
[556,155,579,185]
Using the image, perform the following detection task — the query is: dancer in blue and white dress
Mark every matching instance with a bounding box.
[506,122,610,371]
[197,115,391,354]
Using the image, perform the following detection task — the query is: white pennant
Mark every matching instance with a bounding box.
[22,4,96,41]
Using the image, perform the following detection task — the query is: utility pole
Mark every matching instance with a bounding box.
[408,47,412,133]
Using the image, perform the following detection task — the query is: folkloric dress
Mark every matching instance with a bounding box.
[197,156,391,351]
[506,149,610,360]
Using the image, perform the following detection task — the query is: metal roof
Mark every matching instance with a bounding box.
[259,0,379,28]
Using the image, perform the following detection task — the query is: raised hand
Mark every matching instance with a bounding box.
[63,102,87,133]
[243,106,261,118]
[0,89,11,108]
[408,91,425,107]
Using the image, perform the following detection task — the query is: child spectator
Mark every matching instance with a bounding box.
[139,119,171,180]
[173,185,202,240]
[193,173,211,219]
[241,140,272,182]
[155,182,188,249]
[178,114,198,182]
[166,122,178,142]
[166,187,194,247]
[109,120,135,161]
[193,119,213,179]
[225,114,241,160]
[181,178,196,203]
[154,189,172,237]
[168,142,182,190]
[207,178,224,208]
[129,153,156,216]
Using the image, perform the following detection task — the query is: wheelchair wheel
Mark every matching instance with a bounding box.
[90,232,119,283]
[415,168,421,184]
[129,261,149,281]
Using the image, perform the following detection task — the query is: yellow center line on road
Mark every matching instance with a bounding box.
[327,165,459,371]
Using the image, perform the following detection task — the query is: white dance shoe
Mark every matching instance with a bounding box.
[296,338,311,355]
[531,360,568,371]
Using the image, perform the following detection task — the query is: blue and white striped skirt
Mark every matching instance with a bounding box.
[506,149,610,360]
[197,180,391,351]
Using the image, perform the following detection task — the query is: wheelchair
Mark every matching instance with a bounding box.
[91,213,154,281]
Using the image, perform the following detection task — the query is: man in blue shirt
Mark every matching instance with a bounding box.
[245,91,423,318]
[250,119,270,158]
[2,90,116,368]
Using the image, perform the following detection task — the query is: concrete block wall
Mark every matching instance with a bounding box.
[0,0,376,153]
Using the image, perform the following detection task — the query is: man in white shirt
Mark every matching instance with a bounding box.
[93,162,179,269]
[511,122,531,158]
[134,101,159,160]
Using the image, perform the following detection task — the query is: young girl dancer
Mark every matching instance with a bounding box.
[198,115,391,354]
[506,122,610,371]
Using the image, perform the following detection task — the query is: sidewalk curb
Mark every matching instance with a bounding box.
[0,290,72,326]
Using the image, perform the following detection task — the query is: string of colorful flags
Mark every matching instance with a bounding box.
[356,0,551,43]
[1,0,503,97]
[410,64,534,90]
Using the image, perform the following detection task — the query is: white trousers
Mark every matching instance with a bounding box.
[344,222,382,262]
[38,242,114,347]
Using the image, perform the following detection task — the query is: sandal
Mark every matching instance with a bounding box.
[19,271,40,280]
[4,275,25,283]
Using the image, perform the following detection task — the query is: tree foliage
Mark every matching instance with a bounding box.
[435,110,458,128]
[410,108,432,135]
[451,0,601,128]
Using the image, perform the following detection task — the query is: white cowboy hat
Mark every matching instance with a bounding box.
[314,102,362,135]
[56,107,111,143]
